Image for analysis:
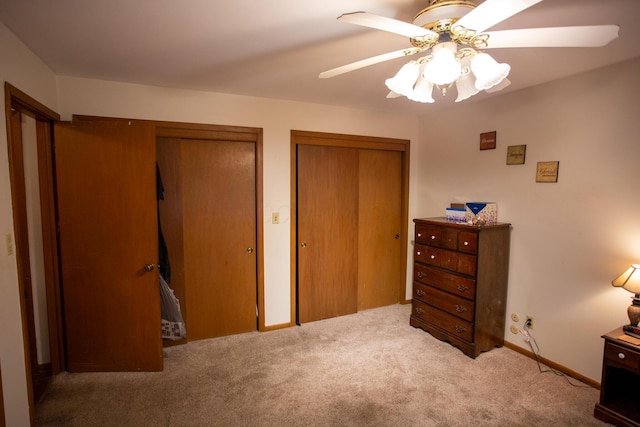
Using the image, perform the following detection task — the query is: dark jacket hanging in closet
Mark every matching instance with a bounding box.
[156,163,171,283]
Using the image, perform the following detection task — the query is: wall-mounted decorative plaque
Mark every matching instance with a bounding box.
[506,145,526,165]
[536,161,559,183]
[480,131,496,150]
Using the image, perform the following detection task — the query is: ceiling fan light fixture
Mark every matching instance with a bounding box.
[485,77,511,93]
[407,75,435,103]
[322,1,622,106]
[385,62,420,96]
[470,52,510,90]
[455,65,479,102]
[422,42,462,86]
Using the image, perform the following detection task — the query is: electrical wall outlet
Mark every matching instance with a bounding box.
[526,315,534,329]
[509,325,519,335]
[510,313,520,323]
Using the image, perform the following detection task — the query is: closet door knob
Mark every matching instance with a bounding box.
[247,247,254,254]
[143,264,155,272]
[300,242,307,248]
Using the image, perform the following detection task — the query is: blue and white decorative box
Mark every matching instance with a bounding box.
[465,202,497,225]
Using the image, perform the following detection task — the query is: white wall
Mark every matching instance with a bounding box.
[0,22,59,427]
[415,57,640,381]
[22,114,50,364]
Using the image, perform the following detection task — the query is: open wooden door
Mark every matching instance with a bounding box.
[54,119,162,372]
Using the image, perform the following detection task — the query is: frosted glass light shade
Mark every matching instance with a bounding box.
[455,56,479,102]
[407,76,435,103]
[385,62,420,96]
[471,53,510,90]
[486,78,511,93]
[422,42,462,86]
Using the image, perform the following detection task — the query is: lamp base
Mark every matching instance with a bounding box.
[628,294,640,326]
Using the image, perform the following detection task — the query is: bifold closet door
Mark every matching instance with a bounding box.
[182,138,257,340]
[297,145,359,323]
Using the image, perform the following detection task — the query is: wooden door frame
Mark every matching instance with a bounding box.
[290,130,410,324]
[4,82,62,425]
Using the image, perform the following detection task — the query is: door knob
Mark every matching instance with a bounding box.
[143,264,155,272]
[247,247,254,254]
[394,234,400,239]
[300,242,307,248]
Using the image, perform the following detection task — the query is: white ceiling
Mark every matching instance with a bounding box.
[1,0,639,116]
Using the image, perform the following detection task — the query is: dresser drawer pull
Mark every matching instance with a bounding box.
[456,284,469,292]
[463,241,469,246]
[618,352,626,360]
[417,271,426,278]
[417,232,422,238]
[430,255,436,260]
[415,307,426,314]
[430,235,436,240]
[416,251,421,256]
[455,305,467,313]
[416,289,426,296]
[455,325,466,333]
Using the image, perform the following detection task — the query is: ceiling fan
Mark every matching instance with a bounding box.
[319,0,619,103]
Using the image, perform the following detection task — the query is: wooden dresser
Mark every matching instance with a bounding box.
[410,217,511,358]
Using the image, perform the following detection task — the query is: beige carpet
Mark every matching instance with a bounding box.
[36,304,604,426]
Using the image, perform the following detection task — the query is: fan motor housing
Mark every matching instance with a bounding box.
[413,0,476,33]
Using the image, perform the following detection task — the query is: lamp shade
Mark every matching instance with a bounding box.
[613,264,640,294]
[407,75,435,103]
[471,53,510,91]
[385,62,420,96]
[455,56,479,102]
[422,42,462,86]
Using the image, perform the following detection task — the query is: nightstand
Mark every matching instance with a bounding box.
[594,327,640,426]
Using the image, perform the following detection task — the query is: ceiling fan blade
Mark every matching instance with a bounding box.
[338,11,438,39]
[454,0,543,33]
[319,48,421,79]
[483,25,620,48]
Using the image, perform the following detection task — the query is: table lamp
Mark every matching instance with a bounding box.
[612,264,640,326]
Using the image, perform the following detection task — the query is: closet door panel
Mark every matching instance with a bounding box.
[358,149,403,310]
[54,119,162,372]
[182,139,257,339]
[297,145,359,323]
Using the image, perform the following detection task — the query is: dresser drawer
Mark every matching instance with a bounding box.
[412,299,473,341]
[415,244,477,276]
[413,282,474,322]
[416,224,478,255]
[415,224,457,250]
[457,231,478,254]
[414,264,476,300]
[605,342,640,371]
[415,244,459,271]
